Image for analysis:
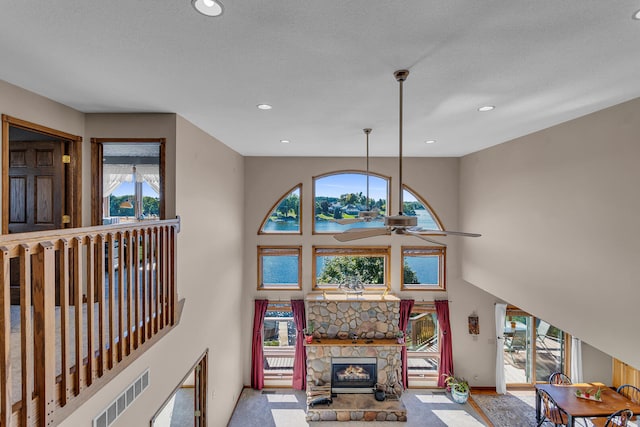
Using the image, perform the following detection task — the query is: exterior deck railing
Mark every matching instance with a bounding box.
[0,218,180,426]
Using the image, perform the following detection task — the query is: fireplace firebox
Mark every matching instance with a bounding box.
[331,357,377,393]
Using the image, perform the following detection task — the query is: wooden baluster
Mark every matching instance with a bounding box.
[72,237,84,396]
[140,229,148,344]
[86,235,95,386]
[96,234,106,377]
[163,226,170,327]
[146,228,153,339]
[59,239,71,405]
[107,233,116,370]
[158,226,165,330]
[169,226,176,326]
[117,231,124,362]
[20,244,34,426]
[153,228,160,335]
[0,246,12,427]
[125,230,133,356]
[33,241,55,426]
[133,229,141,349]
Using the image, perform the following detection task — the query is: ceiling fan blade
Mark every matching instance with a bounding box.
[411,228,481,237]
[334,218,363,225]
[333,228,390,242]
[406,231,447,246]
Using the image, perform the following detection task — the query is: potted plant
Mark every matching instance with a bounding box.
[303,321,315,344]
[395,331,405,344]
[443,373,470,404]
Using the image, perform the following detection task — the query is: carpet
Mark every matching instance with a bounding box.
[228,388,489,426]
[471,392,537,427]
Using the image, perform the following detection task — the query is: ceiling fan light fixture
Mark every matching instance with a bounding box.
[192,0,223,17]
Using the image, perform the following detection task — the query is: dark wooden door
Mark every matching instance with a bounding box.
[8,140,64,233]
[8,140,65,304]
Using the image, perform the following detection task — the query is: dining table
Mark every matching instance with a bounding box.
[535,383,640,427]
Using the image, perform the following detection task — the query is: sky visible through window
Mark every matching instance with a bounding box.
[112,181,158,197]
[316,174,387,200]
[315,173,419,202]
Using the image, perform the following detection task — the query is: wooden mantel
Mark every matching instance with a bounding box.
[304,338,403,347]
[305,292,400,302]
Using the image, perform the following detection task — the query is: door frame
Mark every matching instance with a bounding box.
[91,138,166,226]
[2,114,82,234]
[150,349,208,427]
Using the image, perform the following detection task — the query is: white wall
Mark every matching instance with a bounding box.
[460,97,640,371]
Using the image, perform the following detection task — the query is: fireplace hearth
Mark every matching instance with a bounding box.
[331,357,377,393]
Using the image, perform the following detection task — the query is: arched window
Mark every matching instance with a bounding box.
[259,184,301,234]
[313,171,389,234]
[403,185,443,231]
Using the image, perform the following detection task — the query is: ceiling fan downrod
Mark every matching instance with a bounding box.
[394,69,409,216]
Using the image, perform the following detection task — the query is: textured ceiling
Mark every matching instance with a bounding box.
[1,1,639,157]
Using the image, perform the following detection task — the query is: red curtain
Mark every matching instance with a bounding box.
[435,300,453,388]
[251,299,269,390]
[291,299,307,390]
[399,299,414,388]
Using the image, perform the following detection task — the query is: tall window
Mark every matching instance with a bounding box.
[92,139,165,226]
[313,246,390,290]
[313,171,389,233]
[263,302,296,384]
[406,303,440,386]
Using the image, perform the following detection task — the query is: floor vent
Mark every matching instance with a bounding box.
[261,390,276,394]
[93,369,150,427]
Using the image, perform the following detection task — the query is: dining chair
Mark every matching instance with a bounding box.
[548,372,572,385]
[537,389,568,427]
[616,384,640,403]
[590,408,634,427]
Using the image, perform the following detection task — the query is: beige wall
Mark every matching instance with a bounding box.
[460,96,640,370]
[60,116,245,426]
[1,80,245,425]
[242,156,501,386]
[0,80,85,212]
[84,113,178,224]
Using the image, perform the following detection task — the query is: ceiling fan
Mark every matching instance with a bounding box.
[333,69,481,245]
[334,128,382,225]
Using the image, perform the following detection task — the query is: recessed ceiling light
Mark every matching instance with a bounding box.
[280,139,290,144]
[633,9,640,20]
[478,105,495,112]
[192,0,223,17]
[425,140,436,144]
[257,104,272,110]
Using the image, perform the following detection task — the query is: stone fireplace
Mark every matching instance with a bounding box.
[304,293,407,422]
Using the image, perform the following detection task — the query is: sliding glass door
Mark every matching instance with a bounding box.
[503,309,567,385]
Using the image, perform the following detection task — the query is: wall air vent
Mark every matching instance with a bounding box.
[93,369,150,427]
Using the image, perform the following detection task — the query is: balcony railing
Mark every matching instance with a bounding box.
[0,218,180,426]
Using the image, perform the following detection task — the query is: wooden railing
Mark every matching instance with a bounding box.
[0,218,180,426]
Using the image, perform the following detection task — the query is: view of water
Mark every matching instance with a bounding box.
[263,246,439,285]
[263,209,439,233]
